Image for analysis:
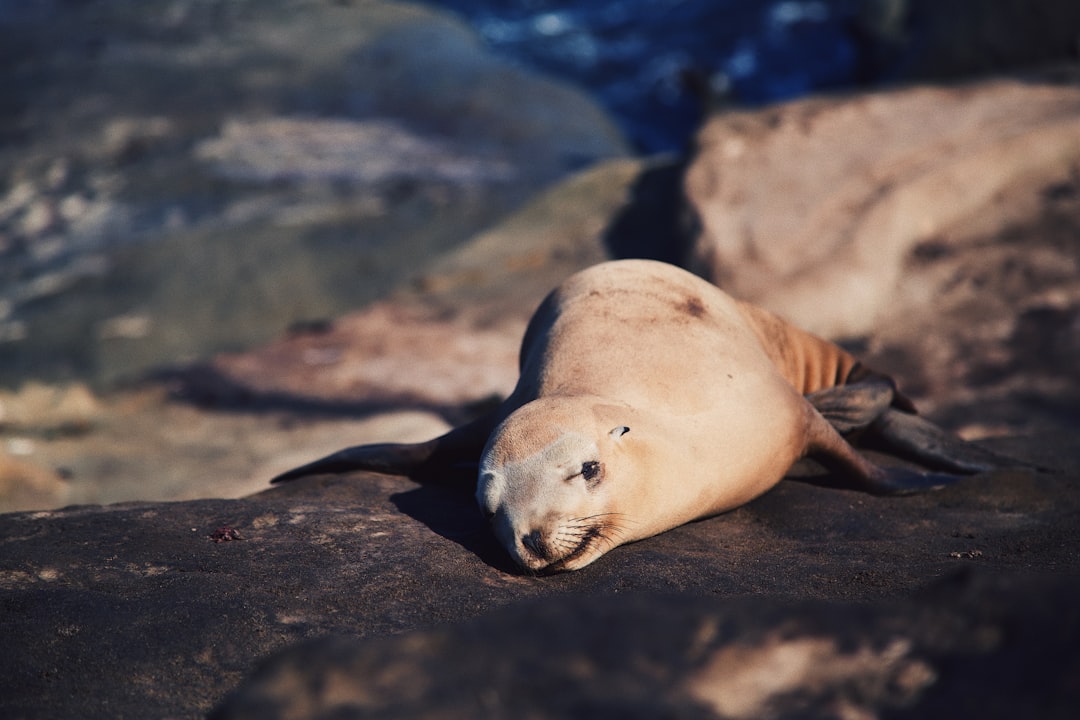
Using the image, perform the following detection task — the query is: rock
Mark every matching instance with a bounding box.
[194,118,516,185]
[895,0,1080,81]
[0,384,453,513]
[201,157,663,409]
[1,433,1077,718]
[206,301,523,411]
[0,446,67,513]
[0,381,103,512]
[857,173,1080,433]
[212,573,1080,720]
[683,79,1080,339]
[0,0,628,388]
[0,381,101,433]
[204,76,1080,436]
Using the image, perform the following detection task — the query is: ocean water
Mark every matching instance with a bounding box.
[428,0,904,152]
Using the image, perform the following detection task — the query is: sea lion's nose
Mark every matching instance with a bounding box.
[521,529,551,561]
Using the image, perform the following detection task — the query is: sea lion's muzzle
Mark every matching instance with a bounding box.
[521,529,552,562]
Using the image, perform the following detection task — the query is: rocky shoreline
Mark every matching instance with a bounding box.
[2,2,1080,717]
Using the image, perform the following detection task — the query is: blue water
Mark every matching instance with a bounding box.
[429,0,896,152]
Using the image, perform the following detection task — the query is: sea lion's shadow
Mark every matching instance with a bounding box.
[390,485,521,574]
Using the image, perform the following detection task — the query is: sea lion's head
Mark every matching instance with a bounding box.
[477,398,634,573]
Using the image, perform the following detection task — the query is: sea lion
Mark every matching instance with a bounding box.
[273,259,1021,573]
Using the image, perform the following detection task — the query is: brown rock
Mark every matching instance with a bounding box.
[0,382,101,433]
[212,301,524,409]
[0,447,68,512]
[684,79,1080,339]
[214,572,1080,720]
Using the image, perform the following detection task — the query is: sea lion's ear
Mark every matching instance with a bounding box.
[609,426,630,440]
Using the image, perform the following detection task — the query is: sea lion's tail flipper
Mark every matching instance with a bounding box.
[270,413,497,488]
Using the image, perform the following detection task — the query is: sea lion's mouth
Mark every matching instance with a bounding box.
[539,525,604,574]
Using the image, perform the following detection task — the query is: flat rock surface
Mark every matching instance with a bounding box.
[2,433,1077,718]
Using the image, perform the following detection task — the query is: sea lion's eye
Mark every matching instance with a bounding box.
[567,461,603,487]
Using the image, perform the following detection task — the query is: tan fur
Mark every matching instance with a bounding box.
[476,259,877,572]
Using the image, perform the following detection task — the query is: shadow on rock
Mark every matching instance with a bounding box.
[151,361,495,428]
[391,485,519,575]
[211,569,1080,720]
[603,157,696,266]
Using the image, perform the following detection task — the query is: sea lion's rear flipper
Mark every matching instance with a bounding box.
[270,413,497,489]
[808,374,1040,474]
[866,408,1040,474]
[805,377,896,433]
[842,465,964,496]
[801,404,965,496]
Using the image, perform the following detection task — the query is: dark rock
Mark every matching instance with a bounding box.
[1,434,1078,718]
[211,572,1080,720]
[899,0,1080,81]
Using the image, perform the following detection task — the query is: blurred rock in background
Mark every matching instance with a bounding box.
[0,0,628,389]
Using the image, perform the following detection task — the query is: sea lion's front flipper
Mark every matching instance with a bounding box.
[866,408,1039,474]
[270,412,497,489]
[271,440,442,483]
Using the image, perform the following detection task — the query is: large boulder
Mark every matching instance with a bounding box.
[683,79,1080,340]
[0,0,628,388]
[205,77,1080,445]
